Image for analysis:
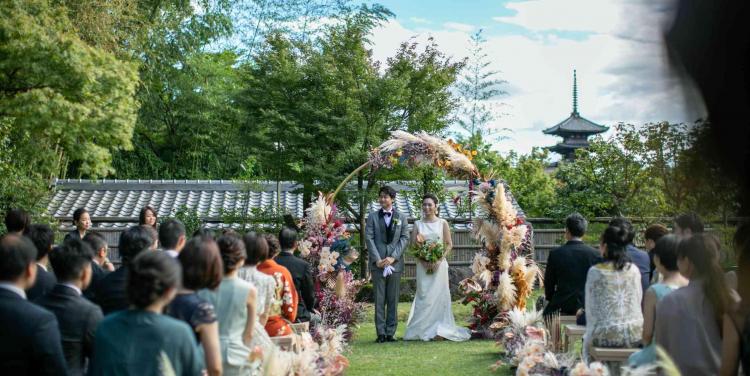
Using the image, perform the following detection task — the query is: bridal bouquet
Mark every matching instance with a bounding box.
[409,234,445,274]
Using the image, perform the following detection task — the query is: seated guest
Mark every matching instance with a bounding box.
[198,233,258,376]
[543,213,601,316]
[609,217,650,294]
[643,223,669,283]
[656,233,732,375]
[4,208,30,235]
[673,212,704,239]
[93,225,153,314]
[0,234,67,375]
[166,237,223,376]
[25,224,57,300]
[721,222,750,376]
[36,238,103,376]
[258,234,298,337]
[275,227,316,323]
[583,225,643,362]
[159,219,186,258]
[628,235,688,367]
[64,208,90,241]
[139,205,158,230]
[239,232,277,327]
[90,252,203,375]
[82,232,113,301]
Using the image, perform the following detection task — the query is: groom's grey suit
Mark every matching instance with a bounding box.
[366,207,410,337]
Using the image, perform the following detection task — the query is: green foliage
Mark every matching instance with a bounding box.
[219,205,286,234]
[167,205,202,237]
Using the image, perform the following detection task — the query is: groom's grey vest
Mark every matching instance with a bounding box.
[365,209,409,273]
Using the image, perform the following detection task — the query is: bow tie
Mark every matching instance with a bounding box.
[383,211,392,217]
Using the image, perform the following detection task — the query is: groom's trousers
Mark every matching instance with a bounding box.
[372,270,401,336]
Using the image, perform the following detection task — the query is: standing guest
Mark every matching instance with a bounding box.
[139,205,158,229]
[36,239,103,376]
[82,232,113,301]
[93,225,153,314]
[166,236,223,376]
[198,233,258,376]
[90,252,203,375]
[25,224,57,300]
[673,212,704,239]
[628,235,688,367]
[0,234,67,375]
[720,222,750,376]
[656,234,732,375]
[543,213,602,316]
[643,223,669,283]
[64,208,91,242]
[258,234,298,337]
[274,227,316,323]
[159,219,186,258]
[583,225,644,362]
[4,208,30,235]
[609,217,651,294]
[238,233,276,328]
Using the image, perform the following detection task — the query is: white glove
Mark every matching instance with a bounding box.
[383,265,395,277]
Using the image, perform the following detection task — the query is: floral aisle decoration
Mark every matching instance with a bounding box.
[459,179,539,337]
[299,192,366,341]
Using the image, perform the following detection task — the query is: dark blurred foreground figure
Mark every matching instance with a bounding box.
[90,251,203,375]
[720,222,750,375]
[36,239,103,376]
[25,224,57,300]
[0,234,67,375]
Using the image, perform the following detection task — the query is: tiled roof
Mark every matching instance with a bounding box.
[48,179,526,229]
[542,113,608,135]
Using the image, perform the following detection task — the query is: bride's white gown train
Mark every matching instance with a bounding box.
[403,219,471,342]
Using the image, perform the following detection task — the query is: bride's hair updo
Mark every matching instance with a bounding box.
[422,194,439,216]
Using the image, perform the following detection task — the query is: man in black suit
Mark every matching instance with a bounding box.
[82,232,113,300]
[275,226,316,323]
[543,213,602,316]
[93,225,153,314]
[0,234,67,375]
[36,238,103,376]
[26,224,57,300]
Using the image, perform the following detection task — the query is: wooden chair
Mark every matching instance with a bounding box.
[290,322,309,334]
[562,324,585,353]
[559,315,577,326]
[270,335,295,351]
[589,347,638,362]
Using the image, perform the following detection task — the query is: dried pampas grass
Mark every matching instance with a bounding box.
[496,272,516,311]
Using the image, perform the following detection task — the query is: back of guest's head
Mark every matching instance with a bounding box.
[279,227,298,250]
[139,206,158,228]
[159,219,185,250]
[127,251,181,309]
[379,185,397,199]
[4,208,30,234]
[674,212,704,236]
[644,223,669,242]
[264,233,281,258]
[179,237,222,290]
[242,232,269,266]
[652,234,681,271]
[27,224,55,261]
[608,217,635,244]
[0,234,37,282]
[119,226,154,266]
[192,228,214,240]
[565,213,587,238]
[677,233,730,319]
[51,238,94,282]
[83,232,107,254]
[216,233,246,274]
[140,225,158,249]
[601,225,630,270]
[72,208,88,223]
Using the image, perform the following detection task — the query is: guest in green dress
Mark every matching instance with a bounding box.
[629,235,688,367]
[90,251,203,375]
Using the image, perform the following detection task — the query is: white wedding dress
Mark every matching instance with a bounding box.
[403,219,471,342]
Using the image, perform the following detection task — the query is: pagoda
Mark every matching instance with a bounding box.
[543,70,608,159]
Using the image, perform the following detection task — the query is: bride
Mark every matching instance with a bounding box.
[403,194,471,342]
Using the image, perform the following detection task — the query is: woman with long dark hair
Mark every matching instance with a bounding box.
[583,225,643,362]
[139,206,158,229]
[656,233,733,375]
[720,222,750,376]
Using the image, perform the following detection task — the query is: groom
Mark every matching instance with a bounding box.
[366,185,410,343]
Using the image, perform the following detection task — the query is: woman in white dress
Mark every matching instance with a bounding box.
[404,194,471,342]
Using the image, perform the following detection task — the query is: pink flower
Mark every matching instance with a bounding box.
[524,326,545,342]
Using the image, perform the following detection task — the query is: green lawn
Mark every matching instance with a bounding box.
[346,302,509,376]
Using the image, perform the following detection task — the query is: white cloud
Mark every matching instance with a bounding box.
[368,0,705,159]
[409,17,431,24]
[443,22,475,33]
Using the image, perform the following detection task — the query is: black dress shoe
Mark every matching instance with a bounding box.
[385,335,396,342]
[376,335,386,343]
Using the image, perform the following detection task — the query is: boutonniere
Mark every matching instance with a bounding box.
[393,218,401,226]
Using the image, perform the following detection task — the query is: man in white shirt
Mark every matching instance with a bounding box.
[158,219,186,258]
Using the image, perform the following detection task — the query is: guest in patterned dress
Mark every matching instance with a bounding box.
[199,233,258,376]
[583,225,644,363]
[628,235,688,367]
[257,234,298,337]
[166,237,224,376]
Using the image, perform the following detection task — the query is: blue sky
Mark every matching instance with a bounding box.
[363,0,706,157]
